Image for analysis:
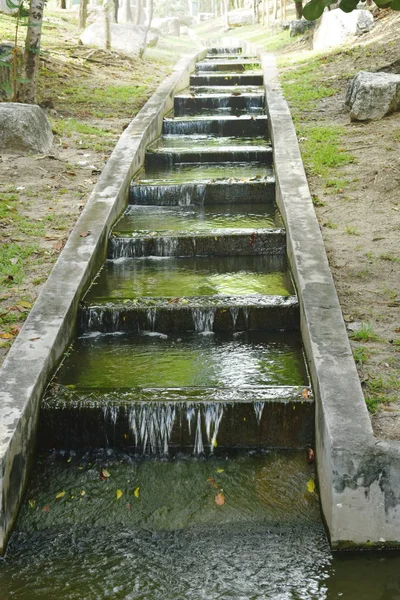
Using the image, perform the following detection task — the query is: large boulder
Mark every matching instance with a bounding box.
[151,17,180,36]
[289,19,316,37]
[227,9,254,27]
[313,8,373,52]
[0,103,53,153]
[80,21,158,57]
[345,71,400,121]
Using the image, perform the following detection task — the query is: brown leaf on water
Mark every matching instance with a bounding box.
[307,447,315,464]
[207,477,219,489]
[215,492,225,506]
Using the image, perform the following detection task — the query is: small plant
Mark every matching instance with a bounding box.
[325,219,337,229]
[379,253,400,264]
[312,195,326,207]
[349,323,379,342]
[353,345,371,366]
[345,224,360,236]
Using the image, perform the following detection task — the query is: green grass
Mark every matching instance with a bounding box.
[345,224,360,236]
[352,345,371,366]
[379,253,400,264]
[296,125,355,178]
[349,323,380,342]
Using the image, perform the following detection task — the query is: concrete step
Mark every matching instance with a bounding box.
[130,163,275,205]
[80,296,299,335]
[162,115,269,137]
[145,136,272,167]
[191,72,264,86]
[107,228,286,258]
[41,385,314,452]
[174,91,264,115]
[196,59,261,72]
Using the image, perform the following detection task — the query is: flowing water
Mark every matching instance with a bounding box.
[2,45,398,600]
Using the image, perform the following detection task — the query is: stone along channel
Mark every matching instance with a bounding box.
[0,47,360,599]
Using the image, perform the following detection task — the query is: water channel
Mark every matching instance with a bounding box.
[1,46,400,600]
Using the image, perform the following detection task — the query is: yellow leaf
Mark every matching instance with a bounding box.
[134,486,140,498]
[17,300,32,309]
[28,499,36,508]
[56,491,66,499]
[211,437,217,448]
[216,468,224,474]
[81,490,86,496]
[116,489,123,500]
[307,478,315,494]
[0,333,14,339]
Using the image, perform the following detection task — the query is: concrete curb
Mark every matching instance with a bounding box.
[0,47,206,554]
[260,52,400,549]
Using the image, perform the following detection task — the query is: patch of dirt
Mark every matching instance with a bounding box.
[279,11,400,438]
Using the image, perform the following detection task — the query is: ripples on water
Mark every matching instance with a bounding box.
[2,452,400,599]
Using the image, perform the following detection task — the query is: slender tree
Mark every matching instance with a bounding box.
[20,0,45,103]
[79,0,89,28]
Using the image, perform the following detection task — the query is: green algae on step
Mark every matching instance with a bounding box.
[85,256,293,301]
[52,331,309,390]
[113,204,281,234]
[148,135,269,150]
[134,162,274,184]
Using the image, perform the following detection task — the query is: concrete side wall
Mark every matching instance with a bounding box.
[0,48,206,555]
[261,52,400,549]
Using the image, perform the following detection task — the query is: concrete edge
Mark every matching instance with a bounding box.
[0,47,206,555]
[259,52,400,549]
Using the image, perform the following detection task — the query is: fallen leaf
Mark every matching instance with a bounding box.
[302,389,310,399]
[0,333,14,339]
[28,499,36,508]
[17,300,31,309]
[216,468,224,474]
[307,447,315,464]
[207,477,219,489]
[133,486,140,498]
[306,478,315,494]
[55,491,66,499]
[100,467,110,480]
[81,490,86,496]
[126,503,132,509]
[42,505,50,512]
[215,492,225,506]
[29,337,40,341]
[10,257,18,265]
[211,437,218,448]
[116,489,123,500]
[80,231,91,237]
[53,240,64,251]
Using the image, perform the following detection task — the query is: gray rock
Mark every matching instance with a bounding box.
[289,19,316,37]
[313,8,374,51]
[80,21,158,57]
[271,19,291,30]
[0,103,53,153]
[151,17,180,36]
[227,9,254,27]
[346,70,400,121]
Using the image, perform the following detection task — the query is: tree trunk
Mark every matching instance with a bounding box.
[135,0,141,24]
[282,0,286,19]
[266,0,270,24]
[104,0,111,50]
[140,0,153,58]
[79,0,89,29]
[20,0,45,104]
[118,0,133,22]
[295,0,302,18]
[60,0,66,8]
[113,0,118,22]
[221,0,229,28]
[272,0,278,20]
[261,0,265,25]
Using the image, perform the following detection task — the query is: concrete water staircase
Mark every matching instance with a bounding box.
[41,47,314,455]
